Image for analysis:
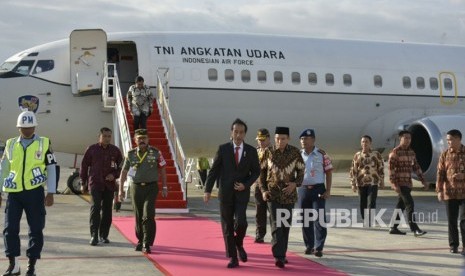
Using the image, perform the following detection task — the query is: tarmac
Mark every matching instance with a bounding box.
[0,168,464,276]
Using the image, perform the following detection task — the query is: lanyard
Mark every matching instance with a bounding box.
[137,150,148,165]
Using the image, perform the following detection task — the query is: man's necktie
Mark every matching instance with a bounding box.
[235,146,240,165]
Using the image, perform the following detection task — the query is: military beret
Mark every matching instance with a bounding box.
[275,127,289,135]
[299,128,315,138]
[134,129,148,137]
[256,128,270,140]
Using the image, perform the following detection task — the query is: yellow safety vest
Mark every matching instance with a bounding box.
[3,136,49,192]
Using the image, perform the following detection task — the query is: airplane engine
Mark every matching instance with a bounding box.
[408,115,465,183]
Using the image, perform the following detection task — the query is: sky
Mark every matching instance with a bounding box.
[1,0,465,62]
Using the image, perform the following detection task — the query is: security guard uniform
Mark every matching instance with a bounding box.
[122,132,166,249]
[1,110,57,276]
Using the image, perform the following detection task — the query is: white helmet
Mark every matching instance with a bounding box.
[16,110,38,127]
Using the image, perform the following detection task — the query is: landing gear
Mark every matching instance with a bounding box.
[67,171,82,194]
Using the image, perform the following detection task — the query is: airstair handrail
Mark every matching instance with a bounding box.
[102,62,116,109]
[113,72,132,155]
[102,62,132,155]
[156,73,187,197]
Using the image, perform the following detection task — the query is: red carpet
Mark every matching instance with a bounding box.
[113,216,347,275]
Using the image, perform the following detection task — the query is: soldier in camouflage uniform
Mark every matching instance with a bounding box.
[119,129,168,254]
[254,128,271,243]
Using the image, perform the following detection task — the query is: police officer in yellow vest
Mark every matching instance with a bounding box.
[0,110,57,276]
[119,129,168,254]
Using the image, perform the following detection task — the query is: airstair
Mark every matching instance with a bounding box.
[103,64,188,212]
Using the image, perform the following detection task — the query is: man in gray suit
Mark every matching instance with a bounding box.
[204,118,260,268]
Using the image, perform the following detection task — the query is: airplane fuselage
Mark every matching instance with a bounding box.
[1,31,464,180]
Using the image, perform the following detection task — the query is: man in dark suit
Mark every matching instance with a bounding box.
[204,118,260,268]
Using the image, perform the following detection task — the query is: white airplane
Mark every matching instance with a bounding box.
[1,28,464,188]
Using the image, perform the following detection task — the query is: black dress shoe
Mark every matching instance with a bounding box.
[237,246,248,262]
[25,259,36,276]
[304,248,315,255]
[284,258,289,264]
[413,230,427,237]
[315,250,323,257]
[100,237,110,244]
[89,237,98,246]
[143,245,152,254]
[389,228,406,235]
[2,257,20,276]
[254,237,264,243]
[25,267,35,276]
[275,259,285,268]
[450,247,459,253]
[135,243,143,251]
[227,258,239,268]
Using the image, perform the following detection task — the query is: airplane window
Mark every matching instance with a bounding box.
[416,77,425,89]
[429,77,438,90]
[12,60,35,76]
[343,74,352,86]
[292,72,300,84]
[0,61,17,72]
[208,68,218,81]
[444,78,453,90]
[274,71,283,83]
[257,70,267,83]
[402,76,411,89]
[225,69,234,82]
[374,75,382,87]
[308,73,317,85]
[325,73,334,86]
[241,70,251,83]
[33,60,54,75]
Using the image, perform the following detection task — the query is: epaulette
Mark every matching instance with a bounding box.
[148,145,160,152]
[317,148,327,155]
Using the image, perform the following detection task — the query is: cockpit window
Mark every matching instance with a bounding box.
[12,60,35,76]
[33,60,54,74]
[0,61,17,72]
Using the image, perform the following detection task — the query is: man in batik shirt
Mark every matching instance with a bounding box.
[388,130,428,236]
[350,135,384,226]
[259,127,305,268]
[436,129,465,255]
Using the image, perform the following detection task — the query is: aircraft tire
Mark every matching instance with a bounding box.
[67,171,82,195]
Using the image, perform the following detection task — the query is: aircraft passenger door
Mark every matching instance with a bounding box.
[70,29,107,95]
[439,72,457,105]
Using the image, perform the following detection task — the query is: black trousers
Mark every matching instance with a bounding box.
[90,188,114,239]
[198,170,208,186]
[358,185,378,220]
[297,185,327,251]
[445,199,465,248]
[393,186,420,231]
[219,198,248,258]
[254,184,268,239]
[133,113,148,130]
[268,201,293,260]
[131,183,158,246]
[3,186,45,259]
